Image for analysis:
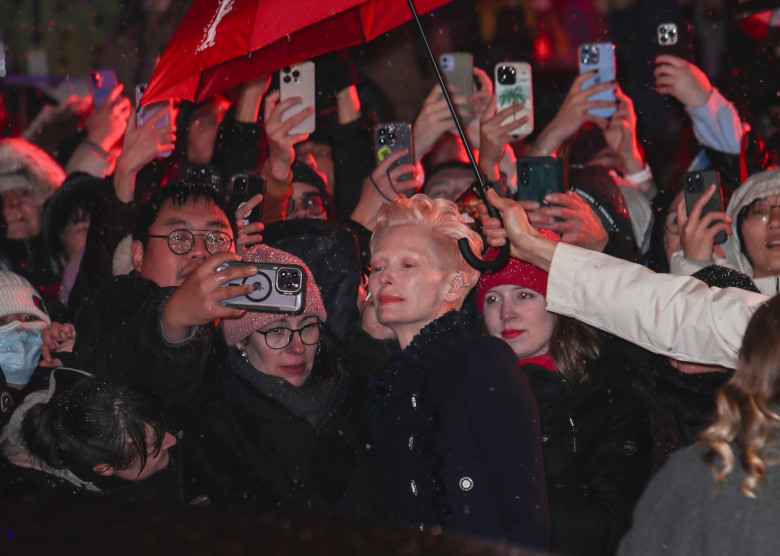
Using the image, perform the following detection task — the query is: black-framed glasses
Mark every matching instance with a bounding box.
[254,321,322,350]
[147,229,234,255]
[286,194,325,218]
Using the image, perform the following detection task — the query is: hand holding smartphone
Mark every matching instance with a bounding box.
[218,261,305,312]
[227,173,266,224]
[440,52,475,122]
[514,157,566,205]
[135,83,173,158]
[683,170,727,244]
[577,43,616,119]
[494,62,534,137]
[280,61,316,134]
[375,122,415,182]
[656,21,694,62]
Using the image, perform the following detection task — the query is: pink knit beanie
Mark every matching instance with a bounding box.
[222,245,327,346]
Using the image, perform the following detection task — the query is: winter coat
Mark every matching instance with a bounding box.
[198,345,384,519]
[371,310,550,549]
[522,362,653,556]
[618,441,780,556]
[72,273,216,407]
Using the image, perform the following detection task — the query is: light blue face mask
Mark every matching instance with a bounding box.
[0,320,45,386]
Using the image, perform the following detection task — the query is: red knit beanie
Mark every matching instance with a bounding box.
[476,228,560,311]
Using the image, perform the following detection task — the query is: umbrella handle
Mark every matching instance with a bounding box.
[458,178,509,273]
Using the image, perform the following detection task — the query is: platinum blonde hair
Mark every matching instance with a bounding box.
[371,194,483,292]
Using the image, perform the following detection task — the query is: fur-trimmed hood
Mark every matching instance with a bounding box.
[0,138,65,207]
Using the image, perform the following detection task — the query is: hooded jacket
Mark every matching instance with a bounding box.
[670,168,780,296]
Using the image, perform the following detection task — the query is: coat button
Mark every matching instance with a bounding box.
[410,480,418,496]
[459,477,474,491]
[408,435,414,450]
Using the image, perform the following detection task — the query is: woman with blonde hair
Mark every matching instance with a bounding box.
[368,194,549,549]
[619,295,780,555]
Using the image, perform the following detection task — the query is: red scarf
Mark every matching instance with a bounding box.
[518,354,556,372]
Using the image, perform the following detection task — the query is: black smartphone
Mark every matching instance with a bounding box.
[683,169,727,244]
[218,261,306,313]
[514,157,566,205]
[227,173,266,224]
[375,122,415,183]
[657,21,694,62]
[187,165,223,196]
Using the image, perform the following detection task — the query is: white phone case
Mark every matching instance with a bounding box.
[495,62,534,137]
[280,61,316,134]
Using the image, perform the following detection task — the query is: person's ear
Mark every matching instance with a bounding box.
[93,463,114,477]
[130,240,145,273]
[444,270,470,302]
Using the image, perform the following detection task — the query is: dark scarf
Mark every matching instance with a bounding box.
[228,347,336,427]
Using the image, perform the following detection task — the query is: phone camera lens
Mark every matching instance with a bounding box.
[282,67,291,73]
[292,70,300,79]
[498,66,516,85]
[283,75,291,83]
[388,131,396,145]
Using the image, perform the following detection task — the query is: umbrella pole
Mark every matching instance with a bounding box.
[405,0,509,273]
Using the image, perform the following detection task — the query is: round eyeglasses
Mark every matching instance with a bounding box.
[147,229,234,255]
[254,321,322,350]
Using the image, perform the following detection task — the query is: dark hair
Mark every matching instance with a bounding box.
[132,180,237,247]
[549,315,601,383]
[422,161,474,190]
[22,375,169,480]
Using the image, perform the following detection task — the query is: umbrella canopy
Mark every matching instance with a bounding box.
[141,0,448,105]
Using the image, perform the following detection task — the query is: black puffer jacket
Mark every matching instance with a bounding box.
[522,362,653,556]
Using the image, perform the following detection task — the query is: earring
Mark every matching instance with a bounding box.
[240,347,249,363]
[455,271,469,289]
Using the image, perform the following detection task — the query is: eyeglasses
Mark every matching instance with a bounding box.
[147,229,233,255]
[254,321,322,350]
[286,194,325,218]
[744,202,780,224]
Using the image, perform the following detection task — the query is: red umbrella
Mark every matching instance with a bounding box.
[140,0,449,105]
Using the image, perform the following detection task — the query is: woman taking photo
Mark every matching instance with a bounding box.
[476,238,653,556]
[367,195,549,549]
[211,244,383,519]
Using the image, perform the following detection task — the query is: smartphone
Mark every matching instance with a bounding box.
[577,43,616,119]
[135,83,173,158]
[514,157,566,205]
[227,173,266,224]
[280,61,316,135]
[375,122,415,182]
[683,170,727,244]
[88,69,119,109]
[657,21,694,62]
[495,62,534,137]
[187,165,223,196]
[218,261,306,313]
[440,52,475,122]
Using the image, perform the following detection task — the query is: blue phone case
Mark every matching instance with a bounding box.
[578,43,616,119]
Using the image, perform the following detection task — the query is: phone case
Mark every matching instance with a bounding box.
[683,170,727,244]
[495,62,534,137]
[135,84,173,158]
[440,52,474,95]
[227,173,266,223]
[280,61,316,134]
[89,69,119,109]
[514,157,566,205]
[375,122,415,181]
[657,21,694,62]
[577,43,616,119]
[219,261,306,313]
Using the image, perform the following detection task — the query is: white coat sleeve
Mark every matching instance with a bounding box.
[545,243,768,368]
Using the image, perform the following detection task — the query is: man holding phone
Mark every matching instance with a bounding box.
[73,181,257,407]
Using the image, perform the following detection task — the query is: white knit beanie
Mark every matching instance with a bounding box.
[0,271,51,326]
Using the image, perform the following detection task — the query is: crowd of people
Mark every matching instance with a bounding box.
[0,0,779,553]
